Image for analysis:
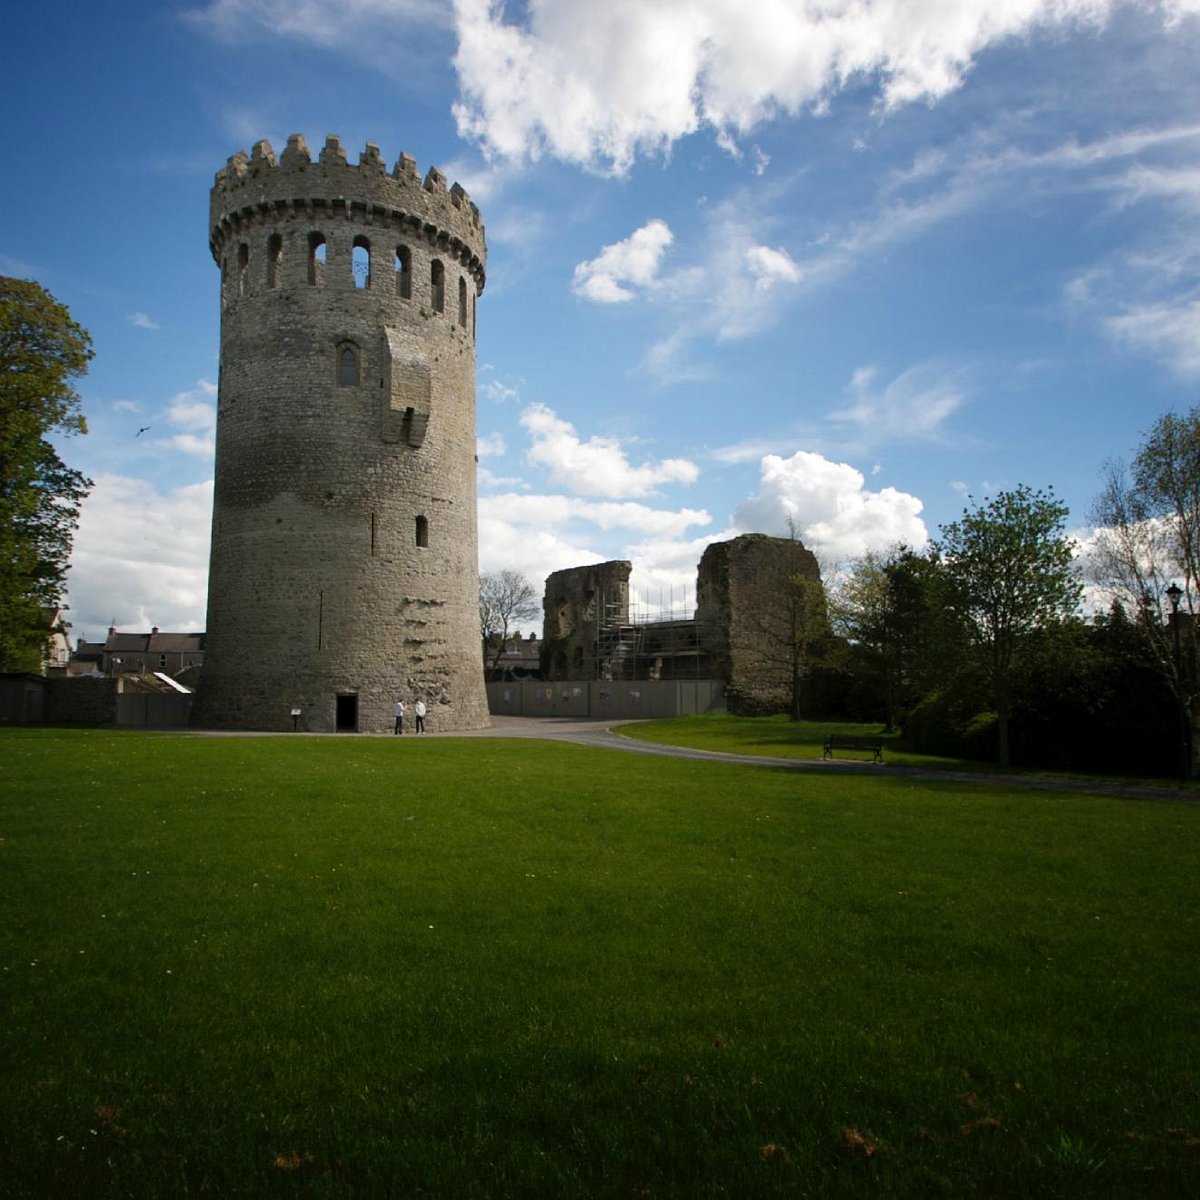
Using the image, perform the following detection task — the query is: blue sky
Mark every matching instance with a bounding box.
[4,0,1199,642]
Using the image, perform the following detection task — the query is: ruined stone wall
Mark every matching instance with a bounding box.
[541,561,631,680]
[192,135,489,733]
[696,534,823,715]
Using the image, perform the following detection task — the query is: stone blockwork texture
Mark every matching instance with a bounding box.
[696,534,823,715]
[191,134,490,733]
[541,561,631,680]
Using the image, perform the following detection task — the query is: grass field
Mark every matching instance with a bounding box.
[2,725,1198,1196]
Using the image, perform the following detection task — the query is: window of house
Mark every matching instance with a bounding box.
[430,260,445,313]
[308,233,326,286]
[395,246,411,299]
[268,234,282,288]
[415,514,429,547]
[338,343,359,387]
[352,236,371,289]
[159,654,167,669]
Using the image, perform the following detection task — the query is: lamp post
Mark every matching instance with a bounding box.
[1166,583,1189,780]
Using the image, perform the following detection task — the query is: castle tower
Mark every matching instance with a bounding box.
[192,134,489,733]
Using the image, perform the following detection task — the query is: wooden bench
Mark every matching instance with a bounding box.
[822,734,885,764]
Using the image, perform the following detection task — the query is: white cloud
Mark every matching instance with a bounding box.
[477,432,507,459]
[484,491,710,539]
[828,363,966,442]
[159,380,217,459]
[478,491,712,597]
[745,244,801,290]
[448,0,1145,174]
[1106,299,1200,376]
[734,448,928,560]
[520,403,699,497]
[193,0,447,45]
[572,220,674,302]
[66,475,214,642]
[129,312,160,330]
[481,377,520,403]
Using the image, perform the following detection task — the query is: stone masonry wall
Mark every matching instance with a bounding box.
[192,135,489,733]
[541,561,631,680]
[696,534,823,715]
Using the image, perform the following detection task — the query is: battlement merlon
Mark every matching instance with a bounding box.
[210,134,486,290]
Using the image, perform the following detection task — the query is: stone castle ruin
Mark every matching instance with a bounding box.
[191,134,489,733]
[541,534,823,715]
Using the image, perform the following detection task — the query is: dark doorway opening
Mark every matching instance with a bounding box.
[335,694,358,731]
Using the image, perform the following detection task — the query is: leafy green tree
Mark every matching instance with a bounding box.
[0,278,93,672]
[834,545,962,732]
[1090,406,1200,776]
[935,486,1081,766]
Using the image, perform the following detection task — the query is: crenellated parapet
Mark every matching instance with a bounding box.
[210,133,486,292]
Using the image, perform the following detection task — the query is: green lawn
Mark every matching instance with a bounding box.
[618,712,1200,785]
[2,726,1198,1196]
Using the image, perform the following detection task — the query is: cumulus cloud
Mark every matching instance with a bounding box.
[572,220,674,302]
[159,381,217,459]
[734,449,928,560]
[520,403,699,497]
[448,0,1147,173]
[477,490,712,600]
[66,475,214,642]
[477,431,507,458]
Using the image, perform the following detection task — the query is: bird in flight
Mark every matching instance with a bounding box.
[136,426,151,437]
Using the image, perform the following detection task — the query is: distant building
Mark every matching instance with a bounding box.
[69,627,205,679]
[485,632,541,679]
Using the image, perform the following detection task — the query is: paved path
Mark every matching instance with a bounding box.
[443,716,1197,803]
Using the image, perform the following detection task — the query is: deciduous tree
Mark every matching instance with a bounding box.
[1090,406,1200,776]
[935,486,1081,766]
[0,278,93,672]
[479,569,540,676]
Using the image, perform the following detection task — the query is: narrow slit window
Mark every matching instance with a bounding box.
[395,246,411,299]
[268,234,282,288]
[430,260,445,313]
[415,515,429,548]
[352,236,371,289]
[457,275,467,326]
[237,243,250,299]
[338,343,359,387]
[308,233,326,286]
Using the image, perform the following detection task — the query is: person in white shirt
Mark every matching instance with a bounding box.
[414,699,426,734]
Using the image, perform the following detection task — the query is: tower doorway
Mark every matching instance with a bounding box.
[335,694,358,731]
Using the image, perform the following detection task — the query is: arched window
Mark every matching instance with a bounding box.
[267,234,282,288]
[395,246,411,299]
[415,515,429,548]
[237,243,249,299]
[308,233,326,286]
[352,236,371,289]
[337,343,359,387]
[430,260,445,314]
[458,275,467,327]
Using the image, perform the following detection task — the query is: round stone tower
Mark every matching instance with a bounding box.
[192,133,489,733]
